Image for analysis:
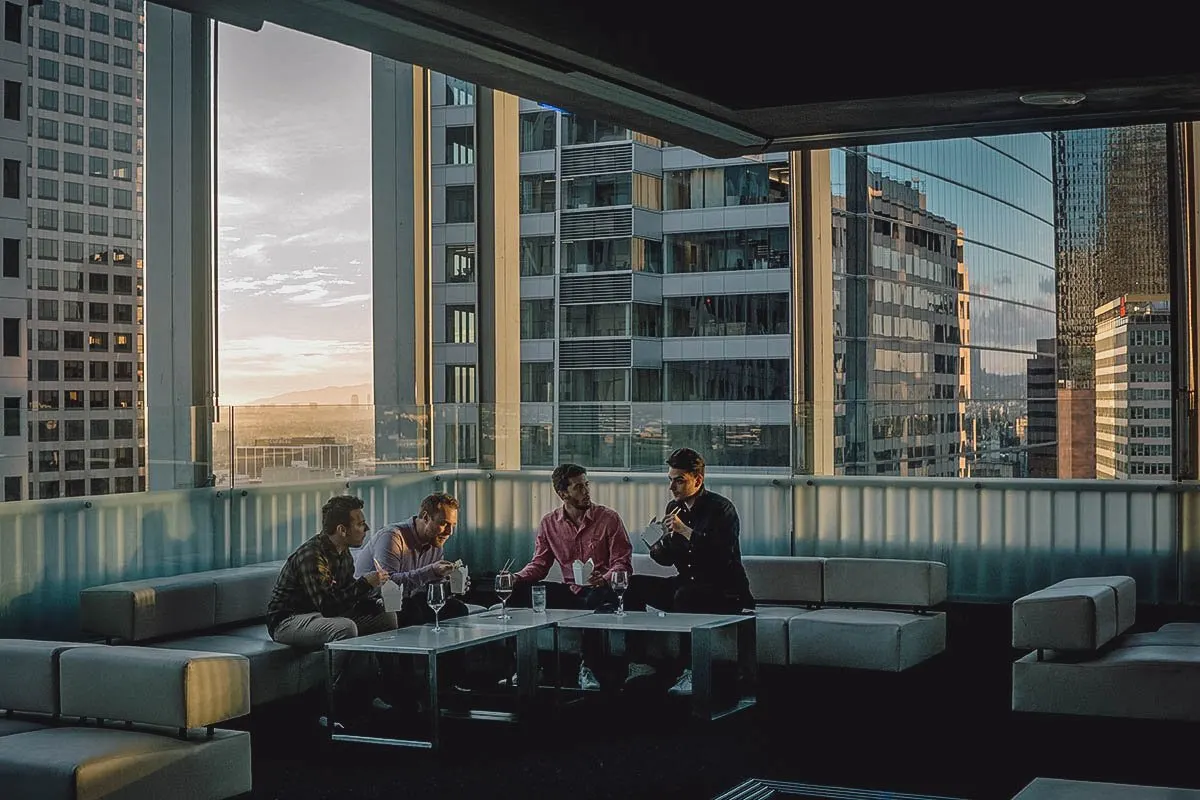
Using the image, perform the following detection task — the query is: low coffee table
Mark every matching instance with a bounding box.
[1013,778,1200,799]
[325,621,548,749]
[714,779,964,799]
[556,610,757,720]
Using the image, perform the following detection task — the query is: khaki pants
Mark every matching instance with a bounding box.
[272,610,398,703]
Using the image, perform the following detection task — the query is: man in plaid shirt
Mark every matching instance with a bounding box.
[268,495,394,721]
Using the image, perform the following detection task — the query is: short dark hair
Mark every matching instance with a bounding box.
[552,463,587,495]
[322,495,365,536]
[420,492,459,518]
[666,448,705,477]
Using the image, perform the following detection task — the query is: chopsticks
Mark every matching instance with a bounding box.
[500,558,513,574]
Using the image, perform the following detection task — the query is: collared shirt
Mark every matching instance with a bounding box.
[353,518,445,598]
[515,504,632,594]
[649,489,754,608]
[266,533,377,636]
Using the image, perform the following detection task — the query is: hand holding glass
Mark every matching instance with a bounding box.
[495,572,515,621]
[611,570,629,616]
[427,582,448,632]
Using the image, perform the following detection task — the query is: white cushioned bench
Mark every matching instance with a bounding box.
[1011,575,1200,721]
[79,561,322,706]
[536,553,947,671]
[0,641,251,799]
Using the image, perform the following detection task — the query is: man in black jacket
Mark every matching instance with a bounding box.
[632,447,754,695]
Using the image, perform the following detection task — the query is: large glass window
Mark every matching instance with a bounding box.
[519,111,556,152]
[445,185,474,224]
[664,164,790,209]
[519,173,555,214]
[560,369,627,402]
[633,303,662,337]
[519,236,554,276]
[445,77,474,106]
[445,305,475,344]
[564,173,628,209]
[665,294,790,337]
[444,364,476,403]
[520,362,553,402]
[665,359,789,401]
[562,115,627,146]
[520,299,554,340]
[560,303,628,338]
[445,126,474,165]
[665,228,789,273]
[445,245,475,283]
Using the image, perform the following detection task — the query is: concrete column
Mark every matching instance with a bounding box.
[790,150,834,476]
[474,88,521,471]
[371,58,432,471]
[145,8,214,490]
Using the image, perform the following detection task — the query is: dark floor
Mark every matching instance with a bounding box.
[236,603,1200,800]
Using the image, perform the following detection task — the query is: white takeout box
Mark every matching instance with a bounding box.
[381,579,404,612]
[572,558,594,584]
[449,563,468,594]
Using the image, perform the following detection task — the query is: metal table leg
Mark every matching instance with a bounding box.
[691,626,714,721]
[427,652,439,749]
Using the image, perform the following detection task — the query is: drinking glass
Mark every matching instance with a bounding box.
[495,572,515,621]
[611,570,629,616]
[427,581,448,632]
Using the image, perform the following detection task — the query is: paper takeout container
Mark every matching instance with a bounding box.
[572,558,594,584]
[449,563,468,594]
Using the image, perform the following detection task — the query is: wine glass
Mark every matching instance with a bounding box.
[427,581,448,632]
[495,572,515,620]
[611,570,629,616]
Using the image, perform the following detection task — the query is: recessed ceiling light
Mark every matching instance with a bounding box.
[1019,91,1087,108]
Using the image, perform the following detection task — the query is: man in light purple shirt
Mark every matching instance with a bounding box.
[353,492,467,628]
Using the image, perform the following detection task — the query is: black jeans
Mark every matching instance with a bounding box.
[625,575,747,677]
[509,581,626,687]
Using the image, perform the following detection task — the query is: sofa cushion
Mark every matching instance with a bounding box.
[742,557,823,605]
[0,640,99,716]
[154,631,317,706]
[822,558,947,608]
[212,566,280,627]
[1013,583,1118,652]
[754,606,810,666]
[789,608,946,672]
[60,647,250,729]
[211,624,326,695]
[0,726,251,800]
[1013,645,1200,721]
[80,574,217,642]
[1054,576,1136,636]
[632,553,678,579]
[1155,622,1200,641]
[0,718,52,737]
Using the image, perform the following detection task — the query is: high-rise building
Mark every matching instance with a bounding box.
[1052,125,1170,478]
[1026,338,1057,478]
[1095,295,1172,479]
[0,0,148,501]
[420,77,1058,477]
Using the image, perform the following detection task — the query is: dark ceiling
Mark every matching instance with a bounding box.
[155,0,1200,157]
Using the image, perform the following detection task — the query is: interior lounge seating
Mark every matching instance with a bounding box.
[1012,576,1200,721]
[0,640,251,799]
[541,553,948,672]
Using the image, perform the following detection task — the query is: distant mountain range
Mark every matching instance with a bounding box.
[247,383,373,406]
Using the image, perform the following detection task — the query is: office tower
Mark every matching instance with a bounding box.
[429,80,792,472]
[21,0,146,499]
[1052,125,1170,478]
[1026,338,1057,478]
[831,139,1054,477]
[1095,295,1172,479]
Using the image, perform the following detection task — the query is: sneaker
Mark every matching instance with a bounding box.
[667,668,693,697]
[370,697,394,713]
[500,667,544,688]
[625,662,657,682]
[578,665,601,691]
[317,715,346,731]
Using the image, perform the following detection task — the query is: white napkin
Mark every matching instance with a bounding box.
[572,558,594,584]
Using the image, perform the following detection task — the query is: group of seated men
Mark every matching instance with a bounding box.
[263,447,755,718]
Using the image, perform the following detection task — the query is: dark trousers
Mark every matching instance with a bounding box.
[625,575,747,676]
[510,581,626,687]
[394,593,471,693]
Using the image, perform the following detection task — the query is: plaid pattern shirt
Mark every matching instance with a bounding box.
[266,533,377,636]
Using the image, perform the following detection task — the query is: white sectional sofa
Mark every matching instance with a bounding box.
[1012,575,1200,721]
[0,640,251,799]
[540,553,948,671]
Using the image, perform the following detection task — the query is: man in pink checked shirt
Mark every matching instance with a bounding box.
[506,463,649,691]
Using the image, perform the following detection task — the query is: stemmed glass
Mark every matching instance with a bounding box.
[611,570,629,616]
[495,572,515,621]
[427,581,448,632]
